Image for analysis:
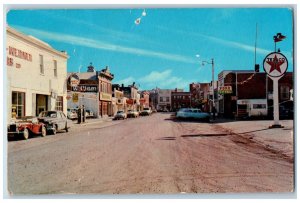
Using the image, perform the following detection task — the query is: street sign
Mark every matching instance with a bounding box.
[72,93,79,103]
[263,52,288,128]
[263,52,288,78]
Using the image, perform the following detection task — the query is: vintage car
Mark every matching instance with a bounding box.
[176,108,210,122]
[113,111,127,120]
[7,116,47,140]
[67,108,78,120]
[140,107,152,116]
[38,111,70,134]
[127,110,139,118]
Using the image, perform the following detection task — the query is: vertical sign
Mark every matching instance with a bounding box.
[263,52,288,128]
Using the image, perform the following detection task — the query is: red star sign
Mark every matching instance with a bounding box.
[266,54,284,73]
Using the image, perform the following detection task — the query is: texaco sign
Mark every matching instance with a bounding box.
[263,52,288,78]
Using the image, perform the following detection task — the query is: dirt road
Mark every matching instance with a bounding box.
[7,113,294,195]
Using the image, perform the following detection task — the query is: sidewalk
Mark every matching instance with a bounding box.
[70,117,113,127]
[215,119,294,160]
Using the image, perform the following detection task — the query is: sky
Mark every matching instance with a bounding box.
[6,7,294,91]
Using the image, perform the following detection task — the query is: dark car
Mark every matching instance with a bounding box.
[38,111,70,134]
[268,100,294,119]
[7,116,47,140]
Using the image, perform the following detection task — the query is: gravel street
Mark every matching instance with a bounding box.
[7,113,294,195]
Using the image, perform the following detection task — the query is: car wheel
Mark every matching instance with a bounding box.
[52,125,57,135]
[41,126,47,137]
[23,128,29,140]
[65,123,68,132]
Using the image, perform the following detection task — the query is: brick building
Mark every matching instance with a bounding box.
[218,70,293,118]
[171,90,192,111]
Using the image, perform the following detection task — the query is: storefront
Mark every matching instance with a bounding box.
[6,26,68,121]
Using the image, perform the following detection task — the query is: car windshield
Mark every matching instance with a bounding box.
[39,111,57,118]
[117,111,124,114]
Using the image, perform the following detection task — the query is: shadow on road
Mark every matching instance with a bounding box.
[181,128,272,138]
[181,133,228,138]
[156,136,176,140]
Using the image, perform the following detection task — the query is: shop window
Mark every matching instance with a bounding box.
[39,54,44,74]
[12,91,25,118]
[55,96,63,111]
[54,60,57,77]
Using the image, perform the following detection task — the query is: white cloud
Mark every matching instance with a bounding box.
[114,76,135,86]
[12,26,197,65]
[139,69,172,83]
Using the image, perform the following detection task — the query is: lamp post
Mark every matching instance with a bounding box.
[202,58,215,111]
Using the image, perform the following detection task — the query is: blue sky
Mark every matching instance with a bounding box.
[6,8,294,91]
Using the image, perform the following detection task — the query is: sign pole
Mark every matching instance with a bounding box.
[272,77,281,127]
[263,52,288,129]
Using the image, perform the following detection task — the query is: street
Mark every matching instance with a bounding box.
[7,113,294,195]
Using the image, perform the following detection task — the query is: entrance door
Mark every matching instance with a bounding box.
[36,94,48,116]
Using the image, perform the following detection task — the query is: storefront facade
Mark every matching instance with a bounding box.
[98,66,114,117]
[6,26,68,121]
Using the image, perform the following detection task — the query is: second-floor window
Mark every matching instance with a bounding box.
[39,54,44,74]
[54,60,57,77]
[160,97,163,102]
[166,97,169,102]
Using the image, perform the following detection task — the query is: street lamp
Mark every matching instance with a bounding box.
[202,58,215,111]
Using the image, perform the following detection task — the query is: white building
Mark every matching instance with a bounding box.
[6,26,69,121]
[157,89,182,111]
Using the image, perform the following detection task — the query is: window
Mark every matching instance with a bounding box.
[166,97,169,102]
[54,60,57,77]
[280,86,290,100]
[55,96,63,111]
[253,104,266,109]
[39,55,44,74]
[160,97,163,102]
[12,91,25,118]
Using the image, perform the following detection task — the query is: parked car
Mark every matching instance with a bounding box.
[114,111,127,120]
[176,108,210,122]
[268,100,294,119]
[38,111,70,134]
[67,108,78,120]
[140,107,152,116]
[127,110,139,118]
[85,110,94,118]
[7,116,47,140]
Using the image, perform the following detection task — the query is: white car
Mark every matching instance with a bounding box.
[67,108,78,120]
[114,111,127,120]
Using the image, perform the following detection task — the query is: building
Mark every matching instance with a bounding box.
[98,66,114,117]
[189,83,210,112]
[117,82,139,111]
[149,88,159,110]
[171,91,192,111]
[112,86,127,115]
[217,70,293,118]
[7,26,69,121]
[157,88,183,111]
[67,63,99,117]
[139,91,150,110]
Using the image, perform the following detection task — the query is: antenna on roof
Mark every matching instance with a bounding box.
[254,23,259,72]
